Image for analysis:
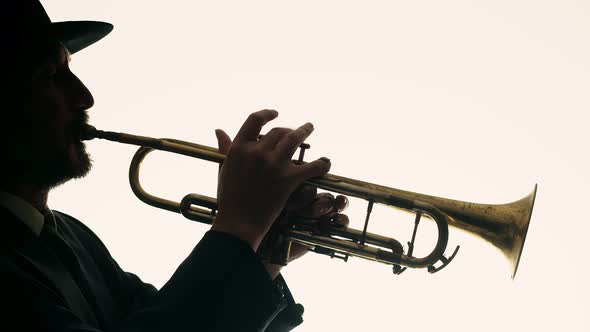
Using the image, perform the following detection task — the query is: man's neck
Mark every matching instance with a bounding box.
[0,185,48,213]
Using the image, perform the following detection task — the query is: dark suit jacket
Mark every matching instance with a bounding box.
[0,208,304,331]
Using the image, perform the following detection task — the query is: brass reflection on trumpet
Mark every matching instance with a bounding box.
[83,126,537,279]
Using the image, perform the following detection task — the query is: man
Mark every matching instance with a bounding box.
[0,1,349,331]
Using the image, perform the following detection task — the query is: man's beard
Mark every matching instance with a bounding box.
[43,140,93,189]
[0,138,93,191]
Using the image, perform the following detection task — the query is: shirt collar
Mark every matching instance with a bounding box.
[0,191,46,236]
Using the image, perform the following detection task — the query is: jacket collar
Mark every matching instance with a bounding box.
[0,191,45,236]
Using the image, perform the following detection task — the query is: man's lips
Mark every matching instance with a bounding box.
[67,123,88,143]
[68,113,90,142]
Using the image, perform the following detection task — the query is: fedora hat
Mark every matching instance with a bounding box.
[3,0,113,55]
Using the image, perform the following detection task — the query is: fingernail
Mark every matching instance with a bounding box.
[320,157,330,163]
[314,198,333,212]
[303,122,314,130]
[332,215,348,228]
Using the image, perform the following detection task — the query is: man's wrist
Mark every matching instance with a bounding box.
[263,262,283,279]
[210,218,264,252]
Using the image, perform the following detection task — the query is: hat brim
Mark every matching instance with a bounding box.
[49,21,113,54]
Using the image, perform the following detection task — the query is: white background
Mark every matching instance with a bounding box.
[45,1,589,331]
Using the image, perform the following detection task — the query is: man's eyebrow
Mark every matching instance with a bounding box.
[47,44,71,65]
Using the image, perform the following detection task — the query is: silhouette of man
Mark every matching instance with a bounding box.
[0,1,349,331]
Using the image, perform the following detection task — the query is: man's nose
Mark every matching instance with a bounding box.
[70,72,95,112]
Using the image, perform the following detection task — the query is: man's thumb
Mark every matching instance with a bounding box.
[215,129,232,154]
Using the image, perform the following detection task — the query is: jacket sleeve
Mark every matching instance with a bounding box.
[114,230,304,332]
[2,211,305,331]
[69,211,306,331]
[116,237,305,331]
[63,212,305,330]
[265,274,305,332]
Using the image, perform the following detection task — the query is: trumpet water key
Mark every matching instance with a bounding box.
[83,126,537,278]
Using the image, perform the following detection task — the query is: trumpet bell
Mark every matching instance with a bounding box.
[476,185,537,278]
[434,184,537,278]
[507,185,537,278]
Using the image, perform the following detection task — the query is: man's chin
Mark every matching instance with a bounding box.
[67,141,92,179]
[0,139,93,190]
[38,142,93,190]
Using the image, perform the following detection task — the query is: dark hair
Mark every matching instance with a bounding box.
[1,39,62,134]
[21,39,64,73]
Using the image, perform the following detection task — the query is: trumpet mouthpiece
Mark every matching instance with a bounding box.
[82,125,98,141]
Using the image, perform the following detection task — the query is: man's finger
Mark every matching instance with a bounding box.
[333,195,349,212]
[285,185,317,211]
[274,122,314,160]
[215,129,232,177]
[291,156,331,184]
[258,127,291,150]
[234,109,279,143]
[215,129,232,155]
[293,192,334,217]
[331,214,350,228]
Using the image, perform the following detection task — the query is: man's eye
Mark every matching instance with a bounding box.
[42,69,57,78]
[34,65,57,80]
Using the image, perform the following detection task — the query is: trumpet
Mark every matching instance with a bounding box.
[83,125,537,278]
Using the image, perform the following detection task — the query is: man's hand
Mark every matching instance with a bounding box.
[281,186,350,261]
[214,113,349,278]
[211,110,332,252]
[262,187,350,278]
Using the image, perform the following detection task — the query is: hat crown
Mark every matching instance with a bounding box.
[32,0,52,25]
[2,1,52,27]
[1,0,113,56]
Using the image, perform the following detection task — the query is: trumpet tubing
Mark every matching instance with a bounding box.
[84,126,537,278]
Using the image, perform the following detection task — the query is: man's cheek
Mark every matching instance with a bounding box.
[33,119,65,151]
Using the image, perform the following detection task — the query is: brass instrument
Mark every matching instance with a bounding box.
[83,126,537,278]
